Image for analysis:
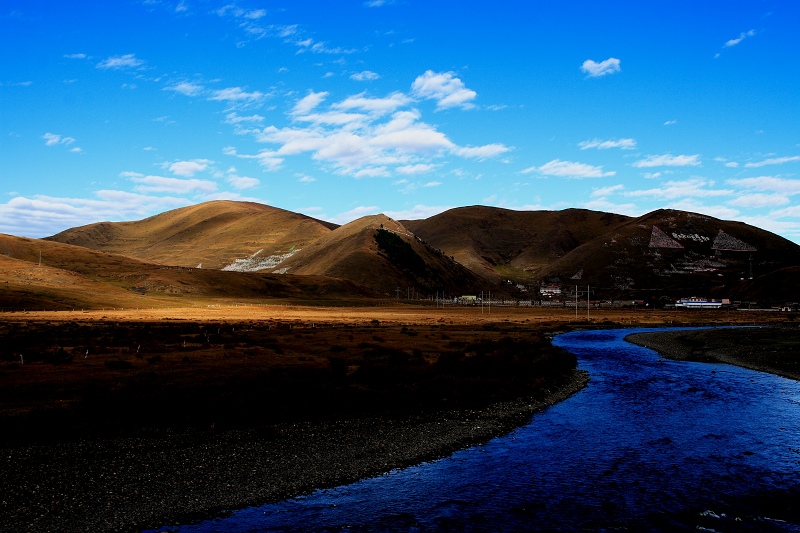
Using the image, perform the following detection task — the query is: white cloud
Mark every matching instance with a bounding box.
[725,161,739,168]
[724,29,756,48]
[295,38,359,55]
[423,181,442,187]
[42,133,75,146]
[396,164,437,175]
[165,81,204,96]
[364,0,393,6]
[354,166,390,178]
[168,159,212,177]
[591,184,624,197]
[209,87,266,103]
[581,58,621,78]
[64,53,86,59]
[744,155,800,168]
[298,175,316,183]
[333,92,412,115]
[643,172,662,179]
[234,81,507,176]
[579,138,636,150]
[227,173,260,189]
[225,112,265,124]
[244,8,266,19]
[769,206,800,219]
[350,70,380,81]
[129,175,217,194]
[728,193,790,208]
[625,178,732,200]
[455,144,511,159]
[664,120,677,126]
[411,70,477,110]
[292,91,329,115]
[0,193,190,238]
[97,54,144,69]
[632,154,701,168]
[523,159,615,179]
[728,176,800,194]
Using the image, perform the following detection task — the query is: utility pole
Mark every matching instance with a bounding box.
[587,285,590,321]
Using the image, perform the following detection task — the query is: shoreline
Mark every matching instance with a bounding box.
[625,326,800,382]
[0,370,588,533]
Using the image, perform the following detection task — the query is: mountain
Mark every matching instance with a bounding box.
[270,214,488,296]
[0,233,376,310]
[46,201,336,270]
[536,209,800,302]
[402,206,631,282]
[23,201,800,306]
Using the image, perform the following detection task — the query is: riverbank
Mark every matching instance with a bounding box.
[626,326,800,381]
[0,370,588,533]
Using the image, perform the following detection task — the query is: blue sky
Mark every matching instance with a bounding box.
[2,1,800,242]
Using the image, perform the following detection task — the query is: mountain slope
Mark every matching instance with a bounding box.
[271,214,489,296]
[45,201,336,270]
[402,206,630,282]
[0,233,376,310]
[537,209,800,301]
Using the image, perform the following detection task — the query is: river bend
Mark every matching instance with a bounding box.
[155,328,800,532]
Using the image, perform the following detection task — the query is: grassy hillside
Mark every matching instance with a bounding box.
[46,200,336,270]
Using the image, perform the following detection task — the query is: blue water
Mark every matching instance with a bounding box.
[153,328,800,531]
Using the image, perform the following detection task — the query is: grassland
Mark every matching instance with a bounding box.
[0,304,794,532]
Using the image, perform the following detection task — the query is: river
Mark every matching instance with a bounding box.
[152,328,800,531]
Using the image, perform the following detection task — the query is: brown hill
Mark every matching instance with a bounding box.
[402,206,630,282]
[271,214,489,296]
[0,233,377,310]
[46,201,336,270]
[536,209,800,302]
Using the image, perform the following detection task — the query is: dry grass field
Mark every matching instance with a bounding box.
[1,303,788,442]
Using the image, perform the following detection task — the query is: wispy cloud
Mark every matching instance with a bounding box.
[632,154,701,168]
[209,87,267,103]
[350,70,380,81]
[396,164,437,175]
[728,176,800,194]
[744,155,800,168]
[411,71,477,110]
[97,53,144,69]
[728,193,789,208]
[292,91,329,115]
[126,174,218,194]
[579,138,636,150]
[581,58,621,78]
[226,172,260,190]
[523,159,615,178]
[724,29,756,48]
[165,81,204,96]
[167,159,212,177]
[42,133,75,147]
[625,178,731,199]
[591,184,624,197]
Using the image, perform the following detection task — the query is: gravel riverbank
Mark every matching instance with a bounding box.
[0,370,588,533]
